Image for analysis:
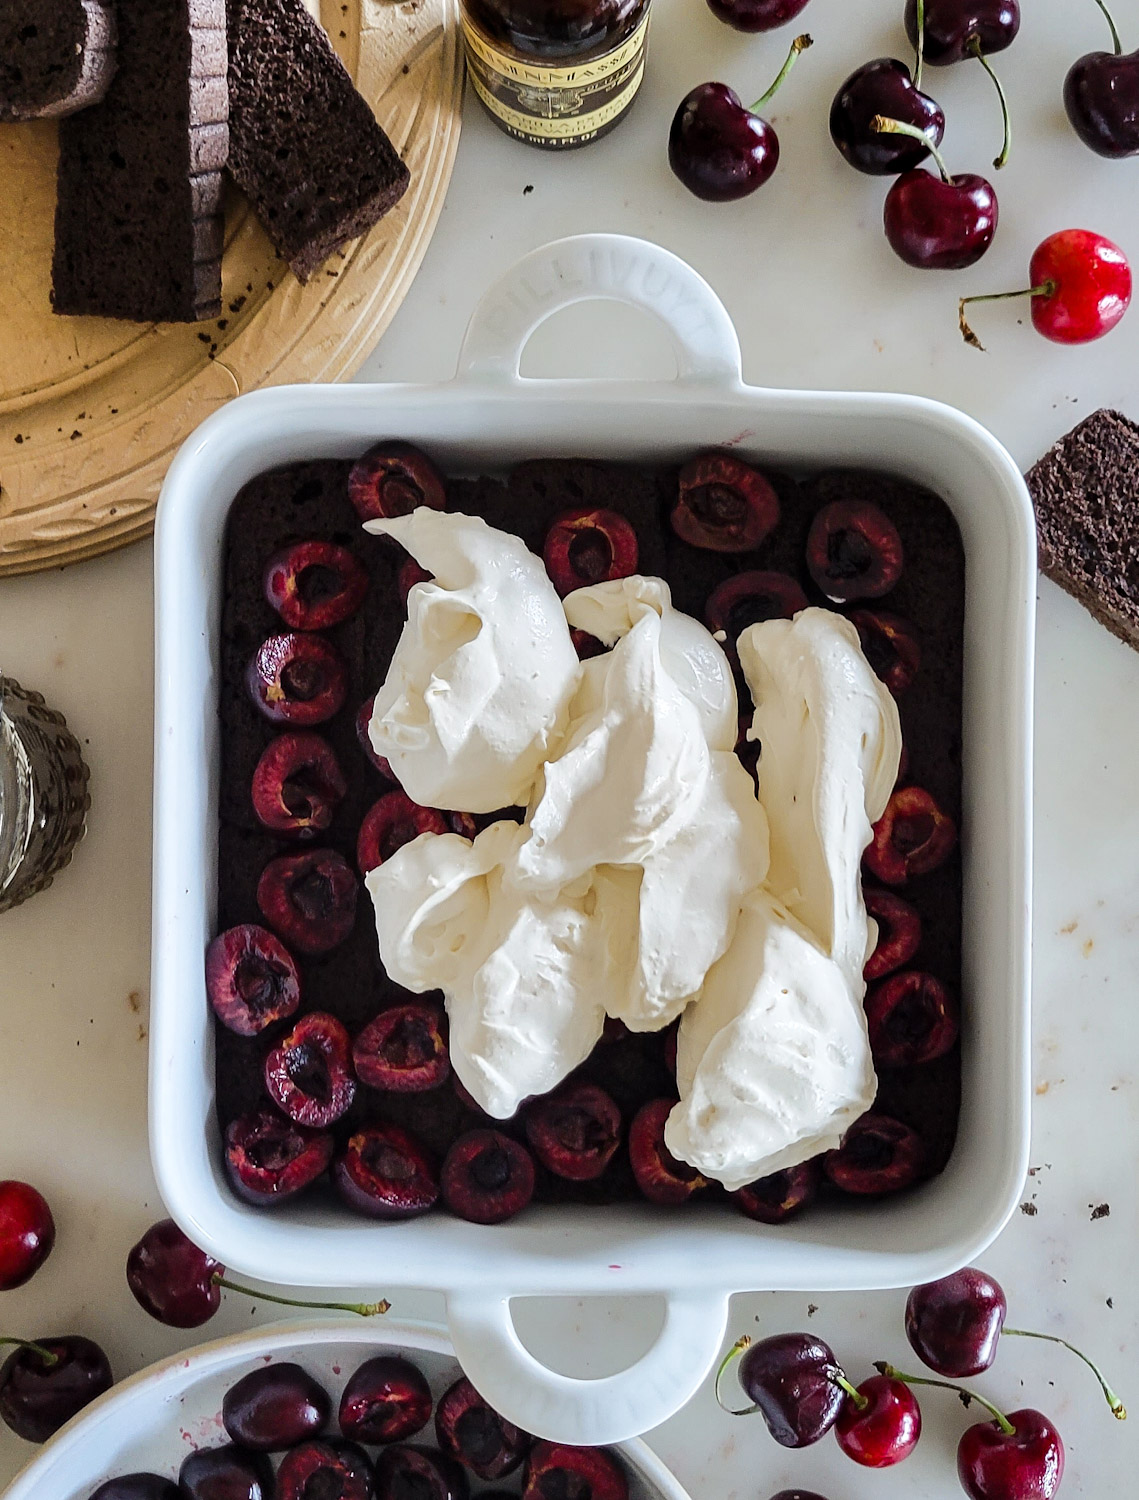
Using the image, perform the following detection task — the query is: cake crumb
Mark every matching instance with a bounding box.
[1020,1201,1038,1216]
[1090,1203,1110,1221]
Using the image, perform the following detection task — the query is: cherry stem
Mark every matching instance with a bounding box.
[830,1370,870,1410]
[914,0,926,89]
[1004,1329,1127,1420]
[0,1337,59,1368]
[714,1335,762,1417]
[967,39,1012,169]
[871,115,950,182]
[875,1362,1016,1435]
[1093,0,1123,55]
[751,34,814,113]
[211,1273,390,1319]
[957,282,1056,350]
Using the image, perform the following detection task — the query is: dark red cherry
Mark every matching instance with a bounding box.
[0,1335,112,1442]
[835,1374,921,1467]
[275,1440,374,1500]
[224,1109,334,1206]
[126,1218,221,1329]
[824,1114,925,1195]
[353,1003,450,1093]
[669,83,780,202]
[247,634,349,727]
[222,1362,331,1451]
[524,1082,622,1182]
[1065,2,1139,160]
[441,1131,536,1225]
[339,1355,433,1445]
[334,1125,439,1219]
[957,1408,1064,1500]
[348,442,447,523]
[256,848,358,954]
[264,1011,357,1128]
[849,610,921,694]
[374,1445,469,1500]
[357,792,448,875]
[447,811,478,839]
[673,454,780,552]
[0,1181,54,1290]
[806,500,903,602]
[866,971,959,1067]
[179,1445,275,1500]
[355,698,398,781]
[767,1493,831,1500]
[628,1099,708,1206]
[264,541,369,631]
[884,169,998,271]
[733,1160,819,1223]
[704,0,810,33]
[906,1268,1007,1377]
[735,714,760,787]
[830,59,945,174]
[864,786,957,884]
[570,628,606,660]
[436,1376,531,1479]
[89,1477,179,1500]
[522,1442,628,1500]
[862,888,922,981]
[205,924,302,1036]
[705,571,807,661]
[397,557,432,606]
[251,732,347,838]
[904,0,1020,65]
[737,1333,844,1448]
[543,508,639,596]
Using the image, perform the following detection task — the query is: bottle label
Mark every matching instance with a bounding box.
[463,8,650,148]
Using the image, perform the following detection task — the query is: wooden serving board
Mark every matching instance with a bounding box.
[0,0,463,577]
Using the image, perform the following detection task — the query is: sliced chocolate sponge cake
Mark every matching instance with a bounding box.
[226,0,410,283]
[0,0,118,121]
[1026,408,1139,651]
[51,0,229,323]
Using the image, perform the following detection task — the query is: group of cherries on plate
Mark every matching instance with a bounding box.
[669,0,1136,349]
[215,441,960,1224]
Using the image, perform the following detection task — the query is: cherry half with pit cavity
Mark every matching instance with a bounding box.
[959,229,1132,349]
[522,1442,628,1500]
[672,453,781,552]
[543,507,639,596]
[668,35,812,202]
[355,697,398,780]
[222,1362,331,1451]
[1065,0,1139,158]
[264,1011,357,1128]
[704,0,811,34]
[334,1125,439,1219]
[720,1332,845,1448]
[263,541,369,631]
[357,792,448,875]
[524,1082,622,1182]
[705,572,807,660]
[275,1440,374,1500]
[206,924,302,1036]
[629,1099,709,1205]
[354,1003,450,1093]
[257,848,358,954]
[441,1130,536,1224]
[865,971,959,1068]
[251,732,347,838]
[348,442,447,523]
[436,1376,531,1478]
[864,785,957,884]
[247,633,349,727]
[806,499,903,602]
[835,1372,922,1467]
[830,59,945,174]
[824,1113,926,1195]
[374,1444,469,1500]
[850,610,921,694]
[863,887,922,981]
[732,1160,819,1223]
[339,1355,433,1444]
[0,1335,113,1442]
[0,1181,54,1291]
[224,1108,334,1206]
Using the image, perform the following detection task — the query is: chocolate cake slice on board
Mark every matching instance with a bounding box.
[1026,408,1139,651]
[0,0,118,121]
[226,0,410,283]
[51,0,229,323]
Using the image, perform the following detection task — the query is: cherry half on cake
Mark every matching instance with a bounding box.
[806,499,903,602]
[824,1114,926,1195]
[850,610,921,694]
[222,1363,331,1451]
[257,848,358,954]
[866,971,959,1067]
[348,442,448,523]
[523,1442,628,1500]
[206,924,301,1036]
[629,1099,709,1205]
[247,634,349,726]
[251,732,347,838]
[524,1082,622,1182]
[224,1108,334,1206]
[355,697,398,780]
[353,1003,451,1093]
[543,507,639,596]
[0,1335,113,1442]
[339,1355,433,1445]
[862,888,922,981]
[441,1131,536,1224]
[0,1180,55,1290]
[264,1011,357,1128]
[374,1444,469,1500]
[671,453,780,551]
[357,792,449,876]
[1065,0,1139,158]
[864,786,957,885]
[263,541,369,631]
[733,1160,819,1223]
[397,557,432,607]
[436,1376,531,1478]
[334,1125,439,1219]
[704,572,808,661]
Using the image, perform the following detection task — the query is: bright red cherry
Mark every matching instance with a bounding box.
[834,1374,922,1467]
[957,1408,1064,1500]
[705,0,811,33]
[959,229,1132,348]
[0,1182,55,1290]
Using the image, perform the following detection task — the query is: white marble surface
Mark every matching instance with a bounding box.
[2,0,1138,1493]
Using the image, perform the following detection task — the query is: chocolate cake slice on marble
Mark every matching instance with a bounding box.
[1026,408,1139,651]
[0,0,118,121]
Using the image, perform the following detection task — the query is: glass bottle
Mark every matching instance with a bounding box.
[0,676,90,915]
[461,0,653,149]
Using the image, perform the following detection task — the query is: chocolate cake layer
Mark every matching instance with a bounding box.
[0,0,117,122]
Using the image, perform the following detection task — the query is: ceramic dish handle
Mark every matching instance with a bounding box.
[446,1287,730,1445]
[455,233,743,386]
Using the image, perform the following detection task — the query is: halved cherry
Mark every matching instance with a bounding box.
[355,697,398,781]
[705,570,808,658]
[224,1109,334,1206]
[447,811,478,840]
[824,1113,926,1196]
[339,1355,433,1445]
[373,1446,467,1500]
[436,1375,532,1477]
[441,1131,536,1225]
[397,557,432,606]
[524,1082,622,1182]
[523,1442,628,1500]
[629,1099,708,1206]
[205,924,301,1036]
[263,541,369,631]
[353,1003,450,1092]
[333,1125,439,1219]
[251,732,347,838]
[806,500,904,602]
[257,848,358,955]
[733,1160,820,1223]
[264,1012,357,1128]
[570,628,607,661]
[357,792,449,874]
[850,609,921,694]
[247,634,349,726]
[542,508,639,596]
[866,971,959,1068]
[348,442,447,522]
[864,786,957,885]
[274,1441,372,1500]
[863,887,922,981]
[671,453,780,552]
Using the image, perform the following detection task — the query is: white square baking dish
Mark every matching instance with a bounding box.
[151,233,1034,1448]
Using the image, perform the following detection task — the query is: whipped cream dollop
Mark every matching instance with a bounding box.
[665,890,877,1192]
[365,511,580,813]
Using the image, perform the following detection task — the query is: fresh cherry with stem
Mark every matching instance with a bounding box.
[904,1,1018,167]
[0,1182,55,1291]
[876,119,998,271]
[833,1372,922,1467]
[0,1334,113,1442]
[705,0,812,35]
[959,229,1132,349]
[669,35,813,202]
[715,1334,846,1447]
[1065,0,1139,157]
[830,0,945,175]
